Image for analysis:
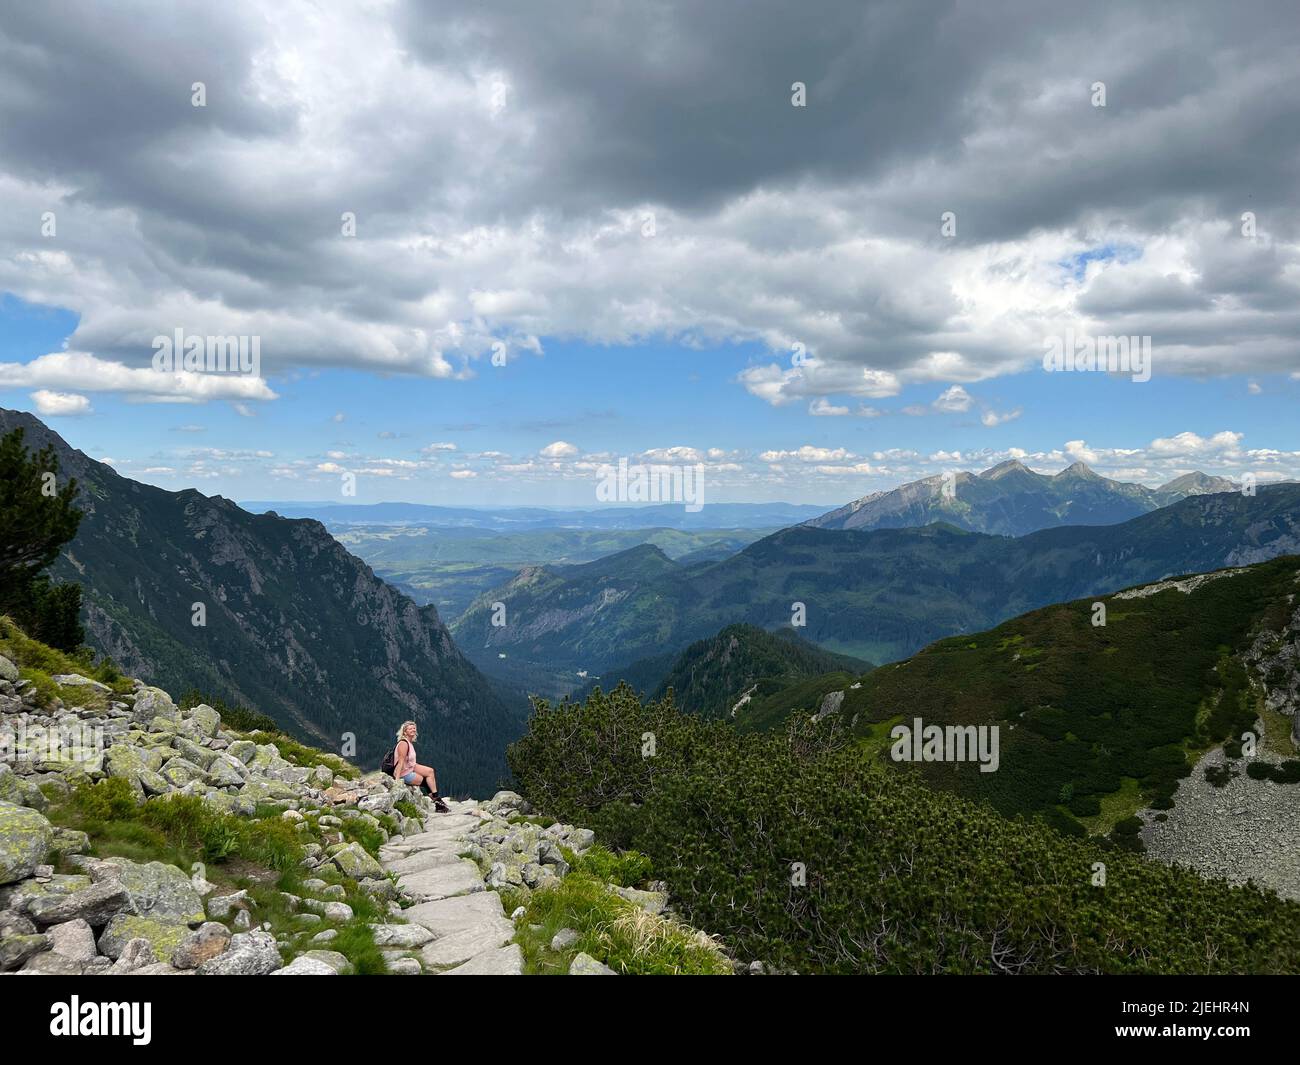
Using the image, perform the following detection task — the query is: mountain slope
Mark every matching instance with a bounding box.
[801,555,1300,899]
[453,483,1300,682]
[0,408,521,795]
[806,459,1239,535]
[599,623,871,720]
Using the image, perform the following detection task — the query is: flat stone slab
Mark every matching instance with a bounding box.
[396,861,485,902]
[420,917,515,968]
[381,824,478,857]
[404,890,506,936]
[384,844,470,875]
[441,943,524,976]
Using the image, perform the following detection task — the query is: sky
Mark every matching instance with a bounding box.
[0,0,1298,507]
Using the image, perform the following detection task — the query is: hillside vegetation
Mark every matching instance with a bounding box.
[719,558,1300,845]
[508,684,1300,974]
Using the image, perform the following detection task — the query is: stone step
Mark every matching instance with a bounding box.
[404,888,507,935]
[395,860,486,903]
[420,916,516,968]
[440,942,524,976]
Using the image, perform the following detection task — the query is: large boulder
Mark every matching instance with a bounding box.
[89,858,206,923]
[0,764,48,810]
[97,914,189,961]
[46,918,98,962]
[105,745,168,797]
[171,737,217,769]
[172,922,231,969]
[1,932,51,971]
[204,754,247,788]
[196,929,281,975]
[0,800,53,884]
[131,686,178,725]
[23,877,131,926]
[0,654,19,683]
[329,842,384,880]
[51,673,111,693]
[160,756,206,788]
[187,704,221,738]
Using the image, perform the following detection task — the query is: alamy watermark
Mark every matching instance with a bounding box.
[890,716,1000,773]
[596,458,705,512]
[152,328,261,377]
[1,720,105,765]
[1043,329,1151,383]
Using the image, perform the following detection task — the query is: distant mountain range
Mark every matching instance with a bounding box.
[243,499,831,531]
[0,409,522,795]
[806,460,1240,536]
[453,483,1300,686]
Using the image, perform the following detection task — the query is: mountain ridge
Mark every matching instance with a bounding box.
[806,459,1241,536]
[453,482,1300,689]
[0,408,521,795]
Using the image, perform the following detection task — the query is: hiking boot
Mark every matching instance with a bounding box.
[433,797,451,814]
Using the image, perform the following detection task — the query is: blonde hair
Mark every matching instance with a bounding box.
[396,721,417,744]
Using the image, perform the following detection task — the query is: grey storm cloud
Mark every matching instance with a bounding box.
[0,0,1297,401]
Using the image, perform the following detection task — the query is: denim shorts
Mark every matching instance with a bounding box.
[402,772,418,784]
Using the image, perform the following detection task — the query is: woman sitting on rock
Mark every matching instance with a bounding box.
[393,720,450,813]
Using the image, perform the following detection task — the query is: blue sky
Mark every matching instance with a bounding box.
[2,291,1295,507]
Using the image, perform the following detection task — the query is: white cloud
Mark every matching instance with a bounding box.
[981,408,1022,427]
[641,446,704,462]
[759,445,853,463]
[0,352,277,404]
[1149,430,1243,456]
[30,390,91,416]
[540,440,578,458]
[933,385,973,413]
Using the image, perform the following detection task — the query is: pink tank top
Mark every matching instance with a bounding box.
[395,738,416,775]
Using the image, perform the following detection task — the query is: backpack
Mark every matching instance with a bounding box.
[381,738,409,777]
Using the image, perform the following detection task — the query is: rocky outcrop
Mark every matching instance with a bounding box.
[0,655,442,975]
[0,655,711,976]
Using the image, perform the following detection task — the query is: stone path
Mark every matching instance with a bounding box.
[378,798,524,975]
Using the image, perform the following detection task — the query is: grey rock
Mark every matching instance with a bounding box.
[96,915,189,961]
[1,931,50,971]
[89,858,205,923]
[107,937,160,974]
[300,948,352,973]
[196,929,281,975]
[25,878,131,927]
[47,919,98,962]
[270,955,337,975]
[172,922,231,969]
[0,800,53,884]
[206,890,250,919]
[569,951,617,975]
